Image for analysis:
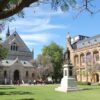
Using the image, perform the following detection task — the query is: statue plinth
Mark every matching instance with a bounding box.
[55,63,78,92]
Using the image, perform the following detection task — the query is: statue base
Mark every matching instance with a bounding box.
[55,64,78,92]
[55,76,78,92]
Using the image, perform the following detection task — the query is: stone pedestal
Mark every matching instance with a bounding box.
[55,64,78,92]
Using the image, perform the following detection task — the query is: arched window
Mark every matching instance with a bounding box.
[11,42,18,51]
[74,55,79,65]
[80,53,85,64]
[86,52,92,66]
[93,51,99,62]
[32,73,34,78]
[26,71,28,77]
[4,71,7,78]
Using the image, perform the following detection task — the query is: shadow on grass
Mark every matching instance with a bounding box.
[17,98,35,100]
[0,86,15,90]
[77,86,100,92]
[0,91,33,95]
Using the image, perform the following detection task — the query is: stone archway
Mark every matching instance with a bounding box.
[14,70,20,81]
[93,73,99,83]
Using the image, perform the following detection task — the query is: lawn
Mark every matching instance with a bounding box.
[0,85,100,100]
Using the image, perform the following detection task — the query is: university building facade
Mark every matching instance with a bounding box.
[67,33,100,83]
[0,27,34,84]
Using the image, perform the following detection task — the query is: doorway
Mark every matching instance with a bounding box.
[93,73,99,83]
[14,70,20,81]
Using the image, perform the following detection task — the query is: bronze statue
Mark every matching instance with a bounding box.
[64,47,70,64]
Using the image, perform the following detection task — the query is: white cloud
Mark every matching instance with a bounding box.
[4,4,67,34]
[25,41,38,46]
[19,32,60,49]
[9,18,48,27]
[8,17,66,33]
[20,33,55,43]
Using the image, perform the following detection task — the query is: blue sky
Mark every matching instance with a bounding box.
[1,1,100,59]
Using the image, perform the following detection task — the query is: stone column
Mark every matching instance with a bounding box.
[99,73,100,83]
[84,52,88,82]
[91,51,94,65]
[78,54,82,82]
[99,50,100,62]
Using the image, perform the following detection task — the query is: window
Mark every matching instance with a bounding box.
[11,43,18,51]
[86,53,91,63]
[4,71,7,78]
[94,39,97,42]
[24,62,26,64]
[14,34,16,36]
[6,61,9,63]
[93,52,99,62]
[75,56,79,65]
[77,71,79,75]
[32,73,34,78]
[26,71,28,77]
[80,54,85,63]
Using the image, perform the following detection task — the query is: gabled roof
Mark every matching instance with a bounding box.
[1,57,33,67]
[3,31,31,52]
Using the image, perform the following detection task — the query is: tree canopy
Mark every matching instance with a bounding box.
[0,35,8,60]
[42,42,63,82]
[0,0,99,20]
[0,46,8,60]
[34,54,53,80]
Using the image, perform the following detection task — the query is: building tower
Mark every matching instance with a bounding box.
[32,48,34,59]
[6,26,10,38]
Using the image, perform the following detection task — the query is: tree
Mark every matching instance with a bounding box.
[0,0,75,20]
[0,46,8,61]
[42,42,63,83]
[35,54,53,80]
[85,54,100,83]
[0,0,99,32]
[0,35,8,61]
[0,0,99,20]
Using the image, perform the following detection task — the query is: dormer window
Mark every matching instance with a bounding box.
[11,42,18,51]
[24,61,26,64]
[14,34,16,36]
[94,39,97,42]
[6,61,8,63]
[82,43,84,45]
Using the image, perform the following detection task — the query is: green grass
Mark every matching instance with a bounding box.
[0,85,100,100]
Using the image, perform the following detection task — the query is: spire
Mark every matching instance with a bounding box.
[67,32,71,39]
[6,26,10,38]
[67,32,71,44]
[32,48,34,60]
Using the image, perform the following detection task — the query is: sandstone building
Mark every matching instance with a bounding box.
[67,33,100,83]
[0,27,34,84]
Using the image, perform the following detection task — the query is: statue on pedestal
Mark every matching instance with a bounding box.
[64,48,70,64]
[55,47,78,92]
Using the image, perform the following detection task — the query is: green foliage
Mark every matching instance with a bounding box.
[0,46,8,60]
[61,3,69,12]
[52,0,76,11]
[9,0,19,4]
[35,54,53,80]
[42,42,63,82]
[77,81,91,85]
[37,54,50,66]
